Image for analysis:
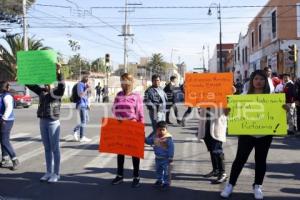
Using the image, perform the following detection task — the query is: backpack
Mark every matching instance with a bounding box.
[70,83,80,103]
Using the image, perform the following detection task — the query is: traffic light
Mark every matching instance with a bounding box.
[105,53,110,64]
[288,44,297,62]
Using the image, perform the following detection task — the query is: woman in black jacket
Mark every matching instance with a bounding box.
[26,63,65,183]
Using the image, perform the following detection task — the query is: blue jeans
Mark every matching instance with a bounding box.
[148,109,166,137]
[155,158,171,185]
[74,107,88,138]
[40,118,61,175]
[0,120,16,159]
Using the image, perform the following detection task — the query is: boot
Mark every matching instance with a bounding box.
[204,152,219,178]
[211,153,227,184]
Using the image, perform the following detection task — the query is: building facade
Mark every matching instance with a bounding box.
[209,43,235,72]
[233,33,250,82]
[248,0,300,77]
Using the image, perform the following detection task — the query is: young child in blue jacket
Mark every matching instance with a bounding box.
[145,121,174,189]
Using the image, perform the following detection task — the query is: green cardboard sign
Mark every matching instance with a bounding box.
[17,50,57,84]
[227,94,287,136]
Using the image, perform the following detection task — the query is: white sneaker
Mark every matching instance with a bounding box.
[48,174,60,183]
[40,173,52,182]
[253,184,264,199]
[220,183,233,198]
[80,136,91,142]
[73,132,79,141]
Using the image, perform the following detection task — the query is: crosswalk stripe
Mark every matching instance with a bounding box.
[60,136,99,163]
[18,135,74,163]
[140,147,155,170]
[13,134,40,150]
[84,152,117,168]
[11,132,31,139]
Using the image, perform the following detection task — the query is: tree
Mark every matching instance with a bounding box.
[0,34,50,80]
[0,0,35,32]
[147,53,167,75]
[91,58,106,73]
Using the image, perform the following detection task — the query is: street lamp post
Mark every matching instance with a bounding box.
[208,3,222,72]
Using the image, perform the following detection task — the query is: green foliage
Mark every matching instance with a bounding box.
[0,34,51,80]
[91,58,107,73]
[147,53,167,74]
[0,0,35,15]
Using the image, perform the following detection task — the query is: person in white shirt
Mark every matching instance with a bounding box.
[264,66,275,93]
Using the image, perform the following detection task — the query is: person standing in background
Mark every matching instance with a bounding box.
[144,74,168,137]
[164,76,181,125]
[73,75,91,142]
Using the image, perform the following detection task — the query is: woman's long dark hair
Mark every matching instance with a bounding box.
[247,70,270,94]
[0,81,9,93]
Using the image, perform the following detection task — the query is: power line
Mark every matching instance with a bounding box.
[31,8,123,47]
[34,3,300,9]
[28,9,123,50]
[90,5,300,9]
[131,37,149,57]
[25,17,300,29]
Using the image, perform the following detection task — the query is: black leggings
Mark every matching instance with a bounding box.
[117,154,140,178]
[229,135,273,186]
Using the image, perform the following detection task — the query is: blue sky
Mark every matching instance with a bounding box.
[6,0,269,71]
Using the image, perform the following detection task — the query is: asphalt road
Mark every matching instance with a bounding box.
[0,103,299,200]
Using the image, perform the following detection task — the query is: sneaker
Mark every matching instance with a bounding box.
[79,136,91,142]
[111,176,123,185]
[166,121,173,125]
[0,158,10,168]
[204,170,219,178]
[220,183,233,198]
[11,158,19,171]
[253,184,264,199]
[211,173,227,184]
[48,174,60,183]
[131,177,141,188]
[40,173,52,182]
[152,180,162,188]
[73,131,79,141]
[177,120,182,125]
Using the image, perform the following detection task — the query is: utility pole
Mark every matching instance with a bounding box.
[202,45,205,69]
[207,45,210,71]
[123,0,128,73]
[208,3,222,72]
[22,0,28,51]
[218,3,223,72]
[118,1,141,73]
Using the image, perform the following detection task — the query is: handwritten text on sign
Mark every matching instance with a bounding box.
[227,94,287,135]
[99,118,145,158]
[184,73,233,108]
[17,50,57,84]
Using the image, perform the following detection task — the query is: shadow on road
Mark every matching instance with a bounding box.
[0,168,299,200]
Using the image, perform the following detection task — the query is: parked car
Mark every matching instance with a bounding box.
[9,89,32,108]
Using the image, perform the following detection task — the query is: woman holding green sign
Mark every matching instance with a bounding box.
[26,63,65,183]
[221,70,273,200]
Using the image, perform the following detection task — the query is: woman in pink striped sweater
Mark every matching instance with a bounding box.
[111,73,144,188]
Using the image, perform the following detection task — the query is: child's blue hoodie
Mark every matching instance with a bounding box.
[145,132,174,159]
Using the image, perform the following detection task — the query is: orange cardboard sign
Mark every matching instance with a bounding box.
[184,73,233,108]
[99,118,145,158]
